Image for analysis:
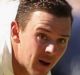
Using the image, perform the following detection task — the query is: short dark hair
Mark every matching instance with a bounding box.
[15,0,73,31]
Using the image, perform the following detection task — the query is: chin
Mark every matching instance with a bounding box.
[31,71,48,75]
[29,68,49,75]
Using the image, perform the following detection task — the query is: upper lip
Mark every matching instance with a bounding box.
[39,56,53,63]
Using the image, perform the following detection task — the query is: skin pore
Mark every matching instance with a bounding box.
[11,11,71,75]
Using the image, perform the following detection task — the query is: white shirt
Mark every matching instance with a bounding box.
[0,42,51,75]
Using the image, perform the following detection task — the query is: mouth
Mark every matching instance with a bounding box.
[39,59,51,66]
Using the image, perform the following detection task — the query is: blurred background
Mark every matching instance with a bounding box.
[52,0,80,75]
[0,0,80,75]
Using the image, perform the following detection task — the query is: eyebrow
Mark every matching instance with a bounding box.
[37,27,51,33]
[60,35,70,38]
[37,27,70,38]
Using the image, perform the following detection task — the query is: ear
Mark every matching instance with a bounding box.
[11,21,20,43]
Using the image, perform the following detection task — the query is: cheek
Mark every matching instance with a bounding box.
[54,47,66,60]
[21,37,40,59]
[18,36,34,64]
[19,33,45,64]
[35,37,46,52]
[18,44,32,65]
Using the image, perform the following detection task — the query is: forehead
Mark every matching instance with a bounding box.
[30,11,71,26]
[26,11,71,35]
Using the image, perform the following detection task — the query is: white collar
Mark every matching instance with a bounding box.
[2,43,14,75]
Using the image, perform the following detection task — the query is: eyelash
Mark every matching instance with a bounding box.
[36,32,68,45]
[57,38,67,45]
[36,32,49,43]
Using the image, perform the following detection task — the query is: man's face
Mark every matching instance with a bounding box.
[12,11,71,75]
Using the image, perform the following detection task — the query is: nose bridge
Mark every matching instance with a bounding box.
[45,43,55,54]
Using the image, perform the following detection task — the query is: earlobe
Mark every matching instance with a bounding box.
[11,21,20,43]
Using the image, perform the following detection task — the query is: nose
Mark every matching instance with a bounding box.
[45,44,55,55]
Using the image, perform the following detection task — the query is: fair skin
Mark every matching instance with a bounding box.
[11,11,71,75]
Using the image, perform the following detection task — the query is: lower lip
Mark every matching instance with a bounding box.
[35,60,50,72]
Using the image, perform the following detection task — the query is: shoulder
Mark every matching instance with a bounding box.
[0,56,3,75]
[47,71,52,75]
[0,52,3,71]
[0,42,9,75]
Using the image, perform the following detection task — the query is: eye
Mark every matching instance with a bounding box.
[36,32,49,42]
[57,38,67,45]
